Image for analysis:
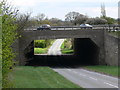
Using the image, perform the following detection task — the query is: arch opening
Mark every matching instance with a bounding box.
[25,38,100,67]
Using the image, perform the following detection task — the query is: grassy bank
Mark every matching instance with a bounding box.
[61,49,74,54]
[34,40,55,54]
[10,66,81,88]
[61,39,73,54]
[83,65,119,77]
[34,48,47,54]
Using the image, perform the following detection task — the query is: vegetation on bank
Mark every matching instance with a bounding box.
[83,65,119,77]
[34,48,47,54]
[0,2,2,89]
[10,66,81,88]
[61,39,74,54]
[34,39,55,54]
[1,0,19,87]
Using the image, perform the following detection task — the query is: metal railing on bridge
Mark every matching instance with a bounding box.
[24,24,120,31]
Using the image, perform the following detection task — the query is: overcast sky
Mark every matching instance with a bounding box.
[7,0,119,20]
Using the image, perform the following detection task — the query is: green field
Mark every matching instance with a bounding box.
[83,65,119,77]
[10,66,81,88]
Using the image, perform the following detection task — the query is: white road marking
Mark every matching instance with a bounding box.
[81,69,118,80]
[104,82,118,88]
[67,69,71,71]
[79,73,86,77]
[89,77,97,81]
[73,71,78,74]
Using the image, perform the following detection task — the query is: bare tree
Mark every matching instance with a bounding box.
[65,11,80,23]
[49,18,63,26]
[16,12,31,33]
[101,3,106,17]
[74,14,88,25]
[35,13,46,24]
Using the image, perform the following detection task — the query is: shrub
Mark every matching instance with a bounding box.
[1,0,19,88]
[34,39,53,48]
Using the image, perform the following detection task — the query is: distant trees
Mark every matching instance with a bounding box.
[100,3,117,24]
[101,3,106,18]
[74,14,88,25]
[85,17,107,25]
[35,13,46,24]
[49,18,64,26]
[65,11,107,25]
[16,13,31,33]
[65,11,89,25]
[101,16,116,24]
[65,11,80,23]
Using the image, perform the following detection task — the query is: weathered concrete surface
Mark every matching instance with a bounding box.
[17,29,106,65]
[104,32,119,66]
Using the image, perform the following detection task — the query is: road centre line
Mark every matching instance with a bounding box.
[104,82,118,88]
[89,77,97,80]
[67,69,71,71]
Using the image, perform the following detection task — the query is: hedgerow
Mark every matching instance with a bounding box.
[1,0,18,88]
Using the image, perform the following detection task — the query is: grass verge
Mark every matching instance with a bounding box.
[60,40,73,54]
[82,65,119,77]
[34,48,47,54]
[10,66,81,88]
[61,49,74,54]
[34,40,55,54]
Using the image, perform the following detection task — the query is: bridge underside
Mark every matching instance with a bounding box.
[16,29,106,66]
[25,38,100,67]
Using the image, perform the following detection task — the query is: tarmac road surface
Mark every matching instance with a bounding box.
[48,39,65,55]
[53,68,119,89]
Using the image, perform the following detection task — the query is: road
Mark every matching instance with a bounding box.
[53,68,119,89]
[47,39,65,55]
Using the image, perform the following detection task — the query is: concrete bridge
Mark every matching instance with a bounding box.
[14,28,119,66]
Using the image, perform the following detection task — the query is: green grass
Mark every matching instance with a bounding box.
[61,41,73,54]
[83,65,119,77]
[61,49,74,54]
[10,66,81,88]
[34,48,47,54]
[34,40,55,54]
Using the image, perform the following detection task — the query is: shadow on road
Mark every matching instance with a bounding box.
[25,55,97,68]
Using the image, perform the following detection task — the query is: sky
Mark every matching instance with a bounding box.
[7,0,119,20]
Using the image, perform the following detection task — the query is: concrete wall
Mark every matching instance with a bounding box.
[17,29,105,65]
[105,32,119,66]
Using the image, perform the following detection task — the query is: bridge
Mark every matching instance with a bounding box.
[13,25,120,66]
